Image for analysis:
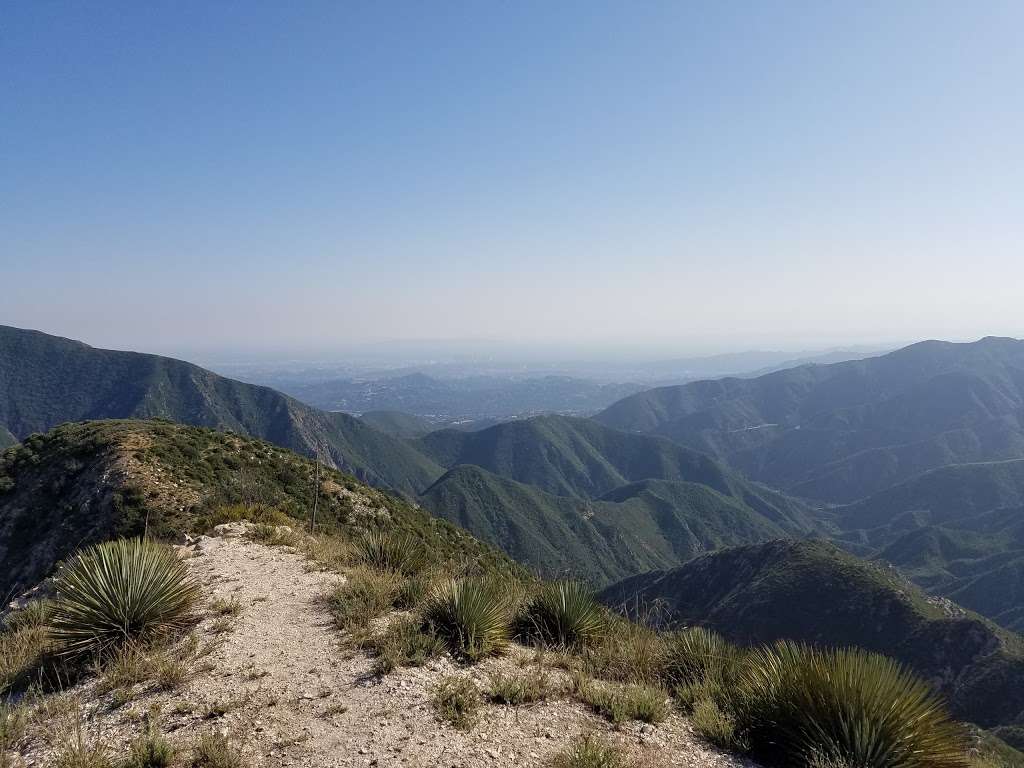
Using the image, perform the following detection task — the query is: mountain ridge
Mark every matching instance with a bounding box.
[599,538,1024,749]
[596,336,1024,503]
[0,325,442,496]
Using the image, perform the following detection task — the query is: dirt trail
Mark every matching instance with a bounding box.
[18,531,756,767]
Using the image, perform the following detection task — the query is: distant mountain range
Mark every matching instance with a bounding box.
[596,337,1024,503]
[5,324,1024,638]
[598,539,1024,749]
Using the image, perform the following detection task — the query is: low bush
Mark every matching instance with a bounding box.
[431,675,481,730]
[50,539,200,657]
[322,567,400,631]
[739,642,968,768]
[662,627,741,689]
[422,578,511,661]
[583,619,666,685]
[395,570,439,610]
[519,581,605,649]
[368,616,445,674]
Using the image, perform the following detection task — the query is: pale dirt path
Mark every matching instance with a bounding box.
[15,530,757,768]
[183,532,755,768]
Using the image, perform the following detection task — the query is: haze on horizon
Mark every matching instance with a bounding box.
[2,2,1022,356]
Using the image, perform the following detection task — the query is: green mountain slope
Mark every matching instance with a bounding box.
[0,425,15,450]
[415,414,818,533]
[0,326,442,496]
[840,459,1024,530]
[596,337,1024,503]
[830,460,1024,631]
[357,410,434,438]
[419,465,792,584]
[0,419,505,599]
[599,539,1024,749]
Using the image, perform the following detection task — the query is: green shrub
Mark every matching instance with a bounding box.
[551,734,625,768]
[583,619,666,684]
[422,578,511,661]
[486,667,552,705]
[740,642,968,768]
[50,539,200,656]
[519,581,605,649]
[354,532,424,575]
[323,567,400,631]
[368,616,445,674]
[431,675,481,730]
[395,570,438,610]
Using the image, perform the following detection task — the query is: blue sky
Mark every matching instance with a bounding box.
[2,2,1022,354]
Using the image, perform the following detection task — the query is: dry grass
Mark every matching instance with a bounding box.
[572,675,670,725]
[582,620,666,685]
[190,732,242,768]
[365,616,445,675]
[486,667,555,706]
[322,566,401,632]
[208,597,243,617]
[0,625,54,694]
[431,675,481,731]
[551,734,627,768]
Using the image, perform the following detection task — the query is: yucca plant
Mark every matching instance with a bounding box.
[354,531,425,575]
[520,581,606,649]
[739,641,968,768]
[50,539,200,657]
[421,578,511,661]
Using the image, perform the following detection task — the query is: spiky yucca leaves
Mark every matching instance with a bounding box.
[520,581,606,649]
[740,642,968,768]
[50,539,200,657]
[421,578,511,661]
[354,531,425,575]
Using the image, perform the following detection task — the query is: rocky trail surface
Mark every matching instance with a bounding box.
[15,529,755,767]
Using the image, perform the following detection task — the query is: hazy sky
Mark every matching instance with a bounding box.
[2,2,1022,355]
